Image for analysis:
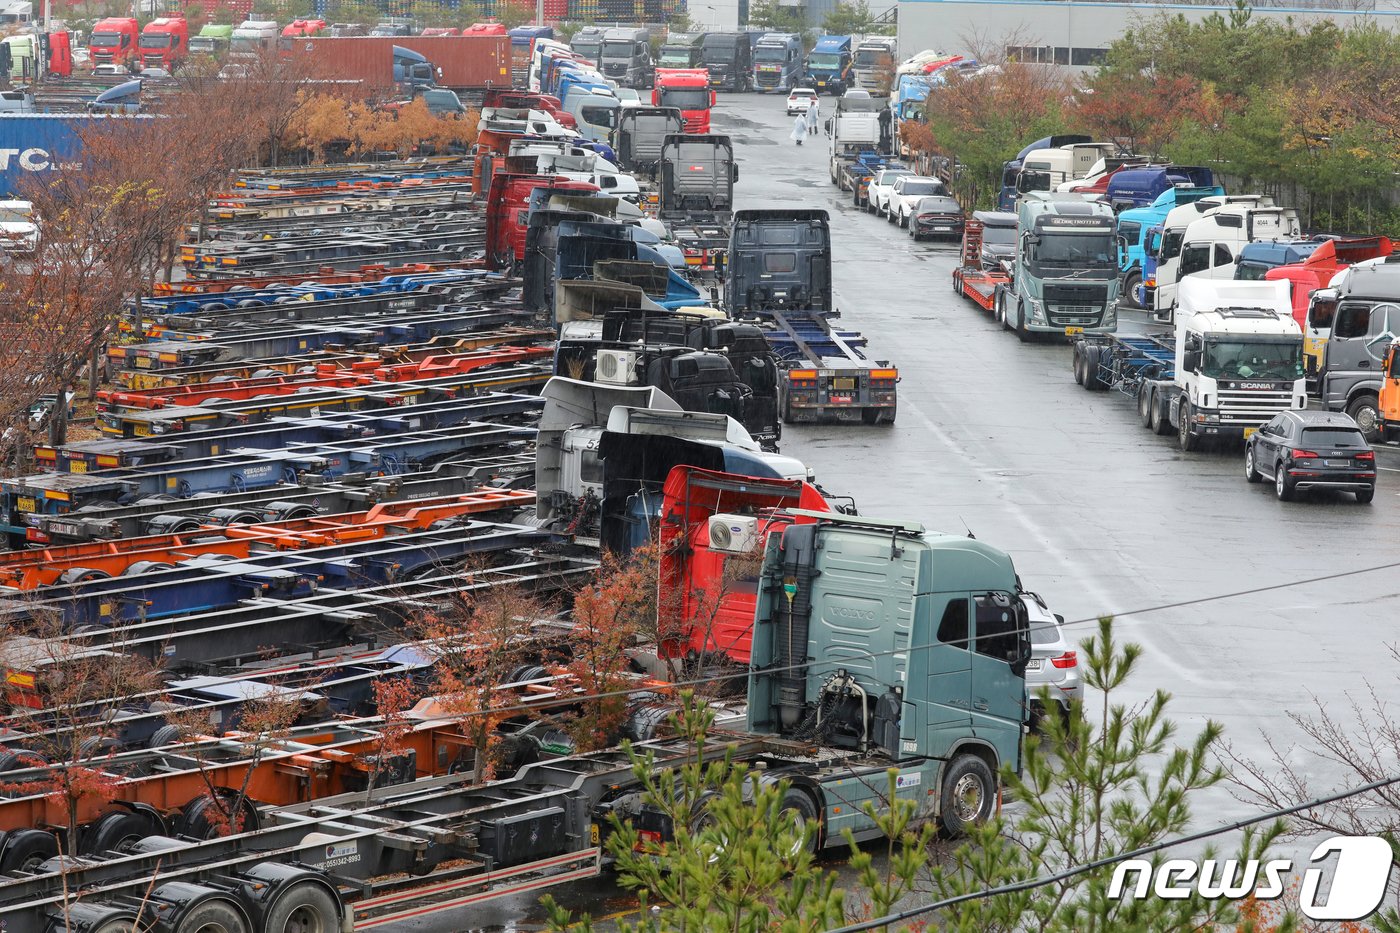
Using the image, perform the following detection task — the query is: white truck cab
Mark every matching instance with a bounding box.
[1170,277,1307,450]
[1148,194,1283,321]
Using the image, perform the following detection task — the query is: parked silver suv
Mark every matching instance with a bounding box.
[1022,591,1083,725]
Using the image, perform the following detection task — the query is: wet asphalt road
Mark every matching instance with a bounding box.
[400,92,1400,932]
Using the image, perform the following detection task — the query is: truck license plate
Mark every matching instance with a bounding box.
[833,378,856,390]
[16,497,35,514]
[69,461,87,474]
[1064,326,1084,336]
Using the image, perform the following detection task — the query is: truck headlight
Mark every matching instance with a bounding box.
[1027,299,1045,324]
[1102,306,1116,329]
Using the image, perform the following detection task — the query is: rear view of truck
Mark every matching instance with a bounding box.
[726,209,898,424]
[659,133,735,278]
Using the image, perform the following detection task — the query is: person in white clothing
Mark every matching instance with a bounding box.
[806,98,820,135]
[791,113,807,145]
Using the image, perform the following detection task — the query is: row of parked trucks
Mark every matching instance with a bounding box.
[0,89,1041,931]
[954,131,1400,451]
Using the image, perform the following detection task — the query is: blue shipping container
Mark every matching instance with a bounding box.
[0,114,149,197]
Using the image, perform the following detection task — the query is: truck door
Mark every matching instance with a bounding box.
[968,592,1029,754]
[922,595,972,756]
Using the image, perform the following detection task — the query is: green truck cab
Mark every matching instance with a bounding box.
[748,511,1030,840]
[190,24,232,57]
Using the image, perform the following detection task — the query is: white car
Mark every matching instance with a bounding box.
[786,88,816,115]
[866,166,912,215]
[0,200,38,254]
[888,175,951,227]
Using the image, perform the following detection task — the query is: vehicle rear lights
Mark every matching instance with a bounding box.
[1291,449,1320,460]
[1050,651,1077,669]
[1356,450,1375,460]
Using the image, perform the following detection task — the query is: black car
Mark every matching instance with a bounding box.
[909,195,965,242]
[1245,409,1376,502]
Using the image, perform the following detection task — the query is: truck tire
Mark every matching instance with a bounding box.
[938,755,996,838]
[83,810,159,856]
[1120,271,1142,310]
[1082,347,1106,390]
[1015,303,1031,344]
[262,883,340,933]
[1150,392,1172,436]
[173,899,248,933]
[1347,392,1381,441]
[0,829,58,873]
[1178,402,1200,452]
[1138,384,1155,427]
[1072,345,1084,385]
[778,788,821,857]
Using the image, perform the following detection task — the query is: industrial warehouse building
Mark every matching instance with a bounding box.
[896,0,1400,70]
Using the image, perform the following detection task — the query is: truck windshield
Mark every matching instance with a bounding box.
[754,46,787,62]
[1202,339,1304,380]
[602,41,635,57]
[89,33,120,45]
[230,37,258,51]
[573,42,601,59]
[580,105,618,129]
[1033,232,1114,268]
[854,49,886,66]
[659,88,709,109]
[659,51,691,65]
[139,34,172,48]
[190,38,215,51]
[807,53,841,68]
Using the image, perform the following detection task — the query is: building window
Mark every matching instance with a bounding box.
[1071,47,1107,66]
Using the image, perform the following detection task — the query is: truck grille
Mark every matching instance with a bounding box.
[756,74,781,87]
[602,63,626,76]
[1217,389,1294,424]
[683,116,705,132]
[1048,306,1103,326]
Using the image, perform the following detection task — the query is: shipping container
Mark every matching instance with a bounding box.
[0,113,149,196]
[293,35,510,91]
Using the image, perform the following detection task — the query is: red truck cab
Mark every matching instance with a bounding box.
[140,17,189,70]
[88,17,139,66]
[653,68,716,133]
[282,19,326,37]
[46,31,71,77]
[481,88,577,129]
[464,23,508,35]
[421,27,460,36]
[485,172,598,269]
[658,466,831,665]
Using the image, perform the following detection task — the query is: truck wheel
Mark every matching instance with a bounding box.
[938,755,996,838]
[1072,348,1085,385]
[778,788,821,857]
[1138,384,1155,427]
[0,829,58,873]
[1015,303,1031,344]
[1244,445,1262,483]
[1347,393,1381,441]
[1121,272,1143,310]
[172,899,248,933]
[1150,393,1172,436]
[1082,347,1106,390]
[1275,462,1295,501]
[83,810,158,856]
[263,882,340,933]
[1178,402,1200,452]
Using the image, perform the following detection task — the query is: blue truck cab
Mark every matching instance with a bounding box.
[806,34,852,95]
[752,31,803,92]
[1117,184,1225,308]
[1233,239,1324,280]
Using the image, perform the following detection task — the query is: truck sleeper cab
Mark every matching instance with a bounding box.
[752,32,803,92]
[599,27,652,89]
[1002,193,1119,339]
[1315,263,1400,438]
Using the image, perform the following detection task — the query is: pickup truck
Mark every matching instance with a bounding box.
[865,165,911,215]
[887,175,951,228]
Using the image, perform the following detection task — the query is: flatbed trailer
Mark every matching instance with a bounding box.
[33,454,533,544]
[951,216,1012,312]
[113,327,552,390]
[726,209,899,425]
[153,262,481,296]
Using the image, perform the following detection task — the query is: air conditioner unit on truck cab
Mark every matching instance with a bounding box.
[709,513,760,553]
[595,348,640,385]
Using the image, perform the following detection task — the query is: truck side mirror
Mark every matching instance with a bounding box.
[710,90,716,106]
[731,164,738,182]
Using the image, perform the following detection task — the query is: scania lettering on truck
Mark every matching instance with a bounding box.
[1313,261,1400,439]
[87,17,138,66]
[600,26,652,89]
[852,36,897,91]
[1073,278,1307,452]
[752,32,803,92]
[653,68,714,133]
[998,192,1118,340]
[806,34,852,94]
